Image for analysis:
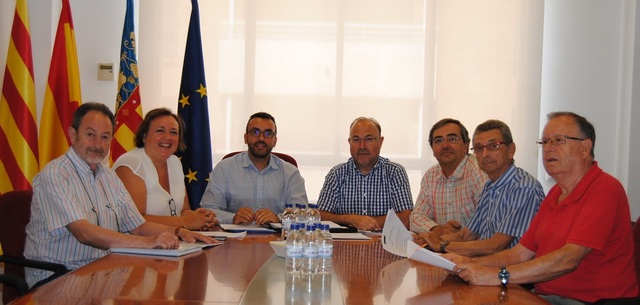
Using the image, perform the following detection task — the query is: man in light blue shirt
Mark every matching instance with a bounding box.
[200,112,308,224]
[417,119,544,257]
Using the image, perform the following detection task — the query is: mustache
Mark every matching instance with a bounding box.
[357,149,369,154]
[87,147,105,155]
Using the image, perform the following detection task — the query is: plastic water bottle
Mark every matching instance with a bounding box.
[302,223,318,275]
[317,224,333,274]
[281,203,294,240]
[295,203,308,224]
[306,203,321,227]
[286,223,303,274]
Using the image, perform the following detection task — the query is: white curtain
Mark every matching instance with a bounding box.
[139,0,544,202]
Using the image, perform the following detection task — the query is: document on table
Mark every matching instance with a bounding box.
[110,242,217,257]
[197,231,247,239]
[220,224,276,233]
[381,210,455,271]
[330,233,371,240]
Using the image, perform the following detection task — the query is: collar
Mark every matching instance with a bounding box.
[553,161,601,205]
[348,156,387,176]
[66,147,105,176]
[239,151,280,172]
[485,163,517,190]
[439,154,473,181]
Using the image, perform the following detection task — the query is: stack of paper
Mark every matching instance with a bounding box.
[110,242,214,257]
[381,210,455,271]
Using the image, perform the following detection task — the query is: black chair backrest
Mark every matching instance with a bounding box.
[0,190,33,303]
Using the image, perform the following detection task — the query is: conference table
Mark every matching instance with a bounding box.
[10,233,550,305]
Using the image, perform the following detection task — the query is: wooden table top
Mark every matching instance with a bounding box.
[10,234,550,305]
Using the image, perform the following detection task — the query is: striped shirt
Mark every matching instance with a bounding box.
[317,157,413,217]
[24,148,145,287]
[466,164,544,248]
[410,154,488,233]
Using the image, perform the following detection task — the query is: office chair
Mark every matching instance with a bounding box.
[222,151,298,168]
[0,190,69,304]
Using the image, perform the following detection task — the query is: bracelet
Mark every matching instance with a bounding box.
[175,225,188,236]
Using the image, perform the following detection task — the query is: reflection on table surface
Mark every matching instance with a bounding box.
[11,234,550,305]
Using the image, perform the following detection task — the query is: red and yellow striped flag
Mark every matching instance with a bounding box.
[111,0,143,164]
[39,0,82,168]
[0,0,39,193]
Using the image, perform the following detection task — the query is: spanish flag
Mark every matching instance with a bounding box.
[39,0,82,168]
[111,0,143,164]
[0,0,39,193]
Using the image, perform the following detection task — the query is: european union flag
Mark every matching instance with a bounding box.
[177,0,212,209]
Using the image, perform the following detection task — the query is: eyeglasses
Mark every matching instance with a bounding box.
[99,181,121,232]
[349,136,380,145]
[536,135,587,147]
[169,198,177,216]
[247,128,276,139]
[431,135,460,146]
[471,142,510,153]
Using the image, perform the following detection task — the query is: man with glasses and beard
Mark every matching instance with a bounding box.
[25,102,214,288]
[200,112,308,224]
[416,120,544,257]
[317,117,413,230]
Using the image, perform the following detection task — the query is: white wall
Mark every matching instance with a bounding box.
[538,0,640,218]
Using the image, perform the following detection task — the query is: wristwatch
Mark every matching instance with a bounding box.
[439,240,450,253]
[498,266,510,286]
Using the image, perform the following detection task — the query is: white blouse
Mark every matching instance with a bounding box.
[113,148,186,216]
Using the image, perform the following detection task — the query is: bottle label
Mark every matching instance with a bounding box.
[303,246,318,258]
[318,245,333,257]
[286,245,303,258]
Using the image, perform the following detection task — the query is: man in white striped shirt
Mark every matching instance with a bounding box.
[416,119,544,257]
[24,102,214,288]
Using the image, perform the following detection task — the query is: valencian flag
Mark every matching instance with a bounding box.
[39,0,81,168]
[111,0,143,164]
[177,0,213,209]
[0,0,38,193]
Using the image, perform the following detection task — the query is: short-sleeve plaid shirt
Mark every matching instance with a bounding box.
[317,157,413,217]
[410,154,488,233]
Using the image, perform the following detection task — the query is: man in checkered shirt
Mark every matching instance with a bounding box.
[410,118,489,236]
[317,117,413,230]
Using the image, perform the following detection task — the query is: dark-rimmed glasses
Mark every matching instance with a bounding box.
[471,142,510,153]
[536,135,587,147]
[348,137,380,145]
[247,128,276,139]
[169,198,177,216]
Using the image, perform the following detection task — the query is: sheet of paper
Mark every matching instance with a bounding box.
[407,241,455,271]
[381,209,414,257]
[380,209,455,271]
[330,233,371,240]
[198,231,247,239]
[220,224,275,233]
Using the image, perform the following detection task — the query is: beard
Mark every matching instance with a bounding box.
[248,142,272,159]
[84,147,106,164]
